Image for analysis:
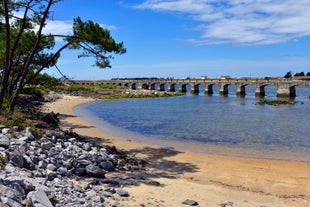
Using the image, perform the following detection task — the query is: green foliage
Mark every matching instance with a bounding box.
[0,108,31,129]
[59,83,118,92]
[21,86,43,97]
[69,17,126,68]
[284,71,292,79]
[294,72,305,76]
[29,73,60,89]
[257,99,297,106]
[0,154,6,170]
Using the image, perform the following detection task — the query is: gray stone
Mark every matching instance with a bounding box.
[38,160,47,169]
[99,161,115,172]
[0,135,10,148]
[1,128,10,135]
[27,190,53,207]
[85,165,105,178]
[0,197,23,207]
[9,182,25,197]
[116,189,129,197]
[4,163,16,173]
[41,142,53,150]
[9,151,24,168]
[77,159,93,166]
[46,163,57,171]
[74,167,86,176]
[85,189,97,198]
[220,201,234,207]
[25,127,35,140]
[57,166,69,176]
[182,199,199,206]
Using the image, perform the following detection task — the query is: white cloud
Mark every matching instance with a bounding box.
[43,20,73,35]
[134,0,310,45]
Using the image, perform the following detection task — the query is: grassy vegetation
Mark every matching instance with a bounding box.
[257,99,297,106]
[0,154,6,170]
[57,83,120,92]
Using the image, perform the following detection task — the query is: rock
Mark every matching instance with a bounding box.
[41,142,53,150]
[77,159,93,166]
[99,161,115,172]
[74,167,86,176]
[0,125,146,207]
[85,165,105,178]
[0,197,24,207]
[9,182,25,197]
[220,201,234,207]
[46,163,57,171]
[0,134,10,148]
[9,150,24,168]
[182,199,199,206]
[27,190,53,207]
[1,128,10,135]
[116,189,129,197]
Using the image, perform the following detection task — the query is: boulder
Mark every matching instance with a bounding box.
[85,165,105,178]
[27,190,53,207]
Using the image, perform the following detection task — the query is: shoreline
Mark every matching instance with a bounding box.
[43,94,310,207]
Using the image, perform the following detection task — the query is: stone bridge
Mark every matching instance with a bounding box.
[63,78,310,98]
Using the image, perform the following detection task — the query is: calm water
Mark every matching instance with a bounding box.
[74,85,310,161]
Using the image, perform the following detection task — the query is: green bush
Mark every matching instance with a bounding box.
[21,86,43,97]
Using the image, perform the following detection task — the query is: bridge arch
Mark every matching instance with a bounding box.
[180,84,191,93]
[150,83,158,90]
[236,83,248,96]
[159,83,167,91]
[220,84,230,95]
[192,84,205,94]
[255,84,267,97]
[169,83,178,92]
[124,83,130,88]
[141,83,149,90]
[131,83,138,90]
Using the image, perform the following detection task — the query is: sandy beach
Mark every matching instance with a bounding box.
[43,95,310,207]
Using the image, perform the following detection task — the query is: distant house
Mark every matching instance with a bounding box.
[220,75,231,80]
[201,76,207,79]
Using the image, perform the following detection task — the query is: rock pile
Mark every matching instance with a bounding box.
[0,125,146,207]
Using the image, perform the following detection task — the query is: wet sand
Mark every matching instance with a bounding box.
[43,95,310,207]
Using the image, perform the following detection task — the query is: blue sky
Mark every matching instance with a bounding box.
[43,0,310,79]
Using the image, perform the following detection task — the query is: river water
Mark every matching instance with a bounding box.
[74,85,310,161]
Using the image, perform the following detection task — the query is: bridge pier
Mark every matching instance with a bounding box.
[193,84,200,94]
[236,83,246,96]
[220,84,229,95]
[204,84,213,95]
[277,83,296,97]
[255,84,265,97]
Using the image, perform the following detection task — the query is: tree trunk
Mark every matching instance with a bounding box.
[0,0,12,110]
